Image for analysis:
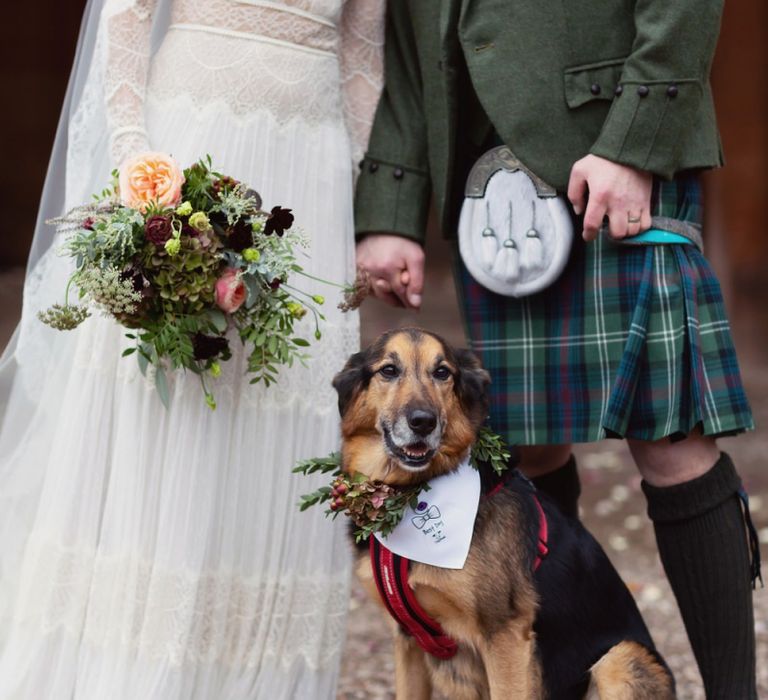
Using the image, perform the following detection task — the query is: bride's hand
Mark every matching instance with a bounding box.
[356,234,425,310]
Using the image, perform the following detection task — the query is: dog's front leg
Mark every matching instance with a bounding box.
[394,631,432,700]
[480,622,543,700]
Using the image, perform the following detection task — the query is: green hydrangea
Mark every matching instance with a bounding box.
[144,234,223,315]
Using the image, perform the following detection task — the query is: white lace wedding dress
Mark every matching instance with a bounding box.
[0,1,382,697]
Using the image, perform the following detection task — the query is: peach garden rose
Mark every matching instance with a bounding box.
[119,152,185,212]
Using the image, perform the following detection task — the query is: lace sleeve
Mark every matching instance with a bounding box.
[103,0,159,166]
[338,0,385,169]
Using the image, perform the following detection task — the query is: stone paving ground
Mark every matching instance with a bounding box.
[1,263,765,698]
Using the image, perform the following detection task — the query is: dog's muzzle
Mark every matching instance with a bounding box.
[382,407,443,470]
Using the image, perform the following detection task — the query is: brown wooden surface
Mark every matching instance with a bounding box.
[0,1,87,267]
[705,0,768,361]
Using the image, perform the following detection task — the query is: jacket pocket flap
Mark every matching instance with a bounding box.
[564,57,627,108]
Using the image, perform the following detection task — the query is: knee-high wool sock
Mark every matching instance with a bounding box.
[531,455,580,519]
[642,453,758,700]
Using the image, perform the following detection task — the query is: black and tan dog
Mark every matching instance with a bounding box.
[332,328,675,700]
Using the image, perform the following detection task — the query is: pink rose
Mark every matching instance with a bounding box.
[215,268,247,313]
[118,151,184,212]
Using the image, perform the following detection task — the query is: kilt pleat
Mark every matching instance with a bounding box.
[455,178,754,446]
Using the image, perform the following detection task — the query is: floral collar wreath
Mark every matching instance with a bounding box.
[293,427,511,542]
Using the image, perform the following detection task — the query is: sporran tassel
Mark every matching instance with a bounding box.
[521,230,543,271]
[491,241,519,283]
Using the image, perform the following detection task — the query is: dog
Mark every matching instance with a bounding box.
[332,328,675,700]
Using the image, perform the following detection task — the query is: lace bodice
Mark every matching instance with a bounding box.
[104,0,384,165]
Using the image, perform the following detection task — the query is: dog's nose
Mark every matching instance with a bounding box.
[407,409,437,436]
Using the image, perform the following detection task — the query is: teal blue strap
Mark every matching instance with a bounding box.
[627,228,693,245]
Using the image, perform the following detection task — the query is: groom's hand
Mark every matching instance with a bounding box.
[567,154,653,242]
[356,234,425,310]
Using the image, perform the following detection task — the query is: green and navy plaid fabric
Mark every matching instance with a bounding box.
[456,176,754,445]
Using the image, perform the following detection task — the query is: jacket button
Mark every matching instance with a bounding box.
[393,168,404,180]
[637,85,650,97]
[614,85,623,97]
[590,83,601,96]
[369,162,379,173]
[667,84,679,98]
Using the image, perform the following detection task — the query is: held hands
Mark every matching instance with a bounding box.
[355,156,651,307]
[356,234,425,309]
[567,154,653,241]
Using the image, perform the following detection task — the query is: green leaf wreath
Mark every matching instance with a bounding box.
[293,426,511,542]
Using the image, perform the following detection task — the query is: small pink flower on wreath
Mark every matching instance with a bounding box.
[215,268,247,313]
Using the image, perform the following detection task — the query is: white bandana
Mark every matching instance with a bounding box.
[374,456,480,569]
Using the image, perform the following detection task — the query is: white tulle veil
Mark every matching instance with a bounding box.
[0,0,172,636]
[0,0,173,405]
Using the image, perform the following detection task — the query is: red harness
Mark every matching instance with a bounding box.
[369,489,549,660]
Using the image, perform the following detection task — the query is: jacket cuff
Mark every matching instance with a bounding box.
[354,156,431,244]
[590,80,703,179]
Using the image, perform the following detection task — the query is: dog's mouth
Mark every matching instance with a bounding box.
[383,428,436,470]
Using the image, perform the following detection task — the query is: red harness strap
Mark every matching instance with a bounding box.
[369,536,459,659]
[531,494,549,571]
[369,492,549,659]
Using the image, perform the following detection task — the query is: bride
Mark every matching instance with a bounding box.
[0,0,382,697]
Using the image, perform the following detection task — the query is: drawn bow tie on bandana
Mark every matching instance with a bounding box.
[411,504,441,529]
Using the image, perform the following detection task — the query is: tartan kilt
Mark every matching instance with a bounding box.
[456,176,754,445]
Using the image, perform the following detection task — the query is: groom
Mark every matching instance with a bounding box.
[353,1,758,697]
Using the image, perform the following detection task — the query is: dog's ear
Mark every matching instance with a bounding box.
[332,349,370,416]
[454,348,491,425]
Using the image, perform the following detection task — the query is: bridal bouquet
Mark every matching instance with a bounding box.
[39,152,355,409]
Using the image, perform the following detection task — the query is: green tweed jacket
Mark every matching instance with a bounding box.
[354,0,724,243]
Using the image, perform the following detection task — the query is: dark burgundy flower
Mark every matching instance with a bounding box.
[226,219,254,252]
[82,217,95,230]
[192,333,230,361]
[269,278,282,290]
[145,215,173,245]
[264,206,294,237]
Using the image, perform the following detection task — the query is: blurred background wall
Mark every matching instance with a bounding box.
[1,0,766,360]
[0,1,88,267]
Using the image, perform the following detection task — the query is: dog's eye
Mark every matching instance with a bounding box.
[433,366,452,381]
[378,364,400,379]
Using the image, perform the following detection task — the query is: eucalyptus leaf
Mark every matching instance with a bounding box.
[155,368,170,409]
[206,309,228,333]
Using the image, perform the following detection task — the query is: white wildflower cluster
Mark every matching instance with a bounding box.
[37,304,91,331]
[77,265,142,317]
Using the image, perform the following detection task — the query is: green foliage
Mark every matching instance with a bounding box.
[470,426,512,475]
[182,156,219,212]
[66,207,144,268]
[234,281,315,387]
